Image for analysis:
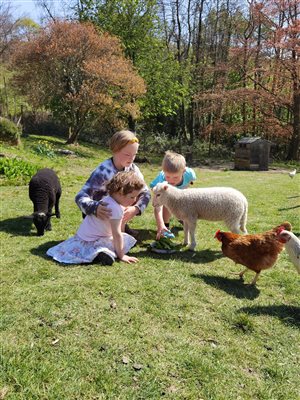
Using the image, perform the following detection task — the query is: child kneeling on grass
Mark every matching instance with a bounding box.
[150,150,196,239]
[46,171,144,266]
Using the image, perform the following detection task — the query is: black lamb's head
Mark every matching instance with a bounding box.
[33,212,51,236]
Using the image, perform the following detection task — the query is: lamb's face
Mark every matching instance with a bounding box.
[152,182,169,207]
[33,212,50,236]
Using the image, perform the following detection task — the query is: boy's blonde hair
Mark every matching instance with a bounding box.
[162,151,186,173]
[109,130,139,153]
[106,171,144,196]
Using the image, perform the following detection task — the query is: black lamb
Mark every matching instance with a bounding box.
[29,168,62,236]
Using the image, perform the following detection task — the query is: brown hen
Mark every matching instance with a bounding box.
[214,222,292,285]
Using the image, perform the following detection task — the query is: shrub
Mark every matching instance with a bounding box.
[33,140,56,158]
[0,157,39,185]
[0,117,22,145]
[140,132,180,155]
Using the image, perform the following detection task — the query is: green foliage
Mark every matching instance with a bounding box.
[77,0,158,60]
[33,140,56,158]
[0,65,29,119]
[137,40,187,118]
[139,131,179,155]
[0,117,22,145]
[76,1,187,121]
[0,157,38,184]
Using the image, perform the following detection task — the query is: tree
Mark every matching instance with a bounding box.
[75,0,186,135]
[0,3,39,61]
[194,0,300,160]
[257,0,300,160]
[75,0,158,61]
[11,20,146,143]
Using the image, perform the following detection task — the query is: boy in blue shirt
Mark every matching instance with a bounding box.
[150,151,196,239]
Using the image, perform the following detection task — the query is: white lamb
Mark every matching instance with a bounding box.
[152,182,248,250]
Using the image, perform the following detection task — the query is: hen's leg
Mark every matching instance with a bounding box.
[250,271,260,286]
[238,268,247,280]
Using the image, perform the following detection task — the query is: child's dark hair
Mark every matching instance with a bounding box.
[106,171,144,195]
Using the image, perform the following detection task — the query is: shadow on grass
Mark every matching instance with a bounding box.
[0,216,33,236]
[170,226,184,236]
[133,247,223,264]
[31,240,63,260]
[136,229,157,243]
[239,305,300,328]
[278,205,300,211]
[192,273,260,299]
[31,241,123,270]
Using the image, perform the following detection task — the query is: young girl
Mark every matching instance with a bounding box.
[47,171,145,265]
[75,130,151,235]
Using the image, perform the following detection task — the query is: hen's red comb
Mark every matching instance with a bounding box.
[276,226,285,234]
[214,229,221,238]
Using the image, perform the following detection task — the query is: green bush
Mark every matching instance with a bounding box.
[33,140,56,158]
[0,117,22,145]
[0,157,39,185]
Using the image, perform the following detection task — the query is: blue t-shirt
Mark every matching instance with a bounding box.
[150,167,196,189]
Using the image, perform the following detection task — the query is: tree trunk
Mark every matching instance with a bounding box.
[66,126,80,144]
[287,89,300,160]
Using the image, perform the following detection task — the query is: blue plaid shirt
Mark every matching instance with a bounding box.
[75,158,151,216]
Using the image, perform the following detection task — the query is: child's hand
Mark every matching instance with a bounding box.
[156,227,169,240]
[121,255,139,264]
[122,206,139,223]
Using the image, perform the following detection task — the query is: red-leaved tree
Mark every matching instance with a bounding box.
[194,0,299,160]
[12,21,146,143]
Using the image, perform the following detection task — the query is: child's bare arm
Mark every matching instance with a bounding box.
[110,219,139,263]
[154,206,169,239]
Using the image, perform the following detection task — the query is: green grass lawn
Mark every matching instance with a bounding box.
[1,135,299,400]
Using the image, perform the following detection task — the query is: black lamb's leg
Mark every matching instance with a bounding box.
[55,190,61,218]
[45,217,52,231]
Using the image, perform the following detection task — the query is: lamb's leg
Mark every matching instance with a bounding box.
[183,221,189,246]
[45,217,52,231]
[188,220,197,251]
[55,191,61,218]
[227,220,241,234]
[227,217,247,235]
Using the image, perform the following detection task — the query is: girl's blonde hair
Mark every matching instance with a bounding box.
[162,151,186,173]
[106,171,144,195]
[109,130,139,153]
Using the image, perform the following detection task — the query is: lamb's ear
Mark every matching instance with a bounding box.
[163,184,169,190]
[24,214,34,219]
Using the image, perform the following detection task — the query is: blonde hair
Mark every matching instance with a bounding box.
[162,151,186,173]
[106,171,144,196]
[109,130,139,153]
